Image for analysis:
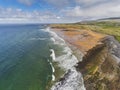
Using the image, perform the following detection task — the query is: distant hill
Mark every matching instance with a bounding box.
[99,17,120,20]
[76,17,120,24]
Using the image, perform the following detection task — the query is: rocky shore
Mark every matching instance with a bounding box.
[77,36,120,90]
[50,25,120,90]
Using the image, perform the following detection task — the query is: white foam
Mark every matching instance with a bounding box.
[50,49,56,61]
[45,27,65,45]
[39,29,45,31]
[48,59,55,81]
[46,27,86,90]
[29,37,47,41]
[50,37,56,43]
[44,27,51,32]
[46,27,82,70]
[51,68,86,90]
[52,74,55,81]
[56,54,78,70]
[50,62,55,73]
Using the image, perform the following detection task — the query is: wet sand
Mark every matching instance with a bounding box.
[50,25,120,90]
[50,27,106,54]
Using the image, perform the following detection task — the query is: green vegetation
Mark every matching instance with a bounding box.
[51,20,120,42]
[76,21,120,42]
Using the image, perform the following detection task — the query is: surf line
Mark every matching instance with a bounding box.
[49,49,56,81]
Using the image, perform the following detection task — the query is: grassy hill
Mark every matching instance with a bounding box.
[51,19,120,42]
[50,18,120,90]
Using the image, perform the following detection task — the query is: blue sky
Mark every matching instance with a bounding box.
[0,0,120,23]
[0,0,54,11]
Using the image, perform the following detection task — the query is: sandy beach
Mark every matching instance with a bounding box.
[50,24,120,90]
[50,26,106,54]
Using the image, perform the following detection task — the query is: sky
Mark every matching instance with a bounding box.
[0,0,120,23]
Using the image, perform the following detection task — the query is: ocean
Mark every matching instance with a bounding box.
[0,24,55,90]
[0,24,85,90]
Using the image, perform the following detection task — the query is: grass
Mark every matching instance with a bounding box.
[50,20,120,42]
[88,65,99,75]
[115,36,120,42]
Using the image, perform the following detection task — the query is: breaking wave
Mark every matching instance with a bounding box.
[49,49,56,81]
[48,59,55,81]
[29,37,47,41]
[50,49,56,61]
[45,27,86,90]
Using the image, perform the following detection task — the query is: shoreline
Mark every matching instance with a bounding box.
[49,25,120,90]
[47,27,86,90]
[50,27,106,54]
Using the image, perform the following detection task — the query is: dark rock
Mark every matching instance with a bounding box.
[77,36,120,90]
[103,36,120,59]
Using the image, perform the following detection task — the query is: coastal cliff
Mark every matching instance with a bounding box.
[77,36,120,90]
[50,22,120,90]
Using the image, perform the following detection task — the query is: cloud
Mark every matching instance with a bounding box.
[17,0,71,8]
[84,1,120,18]
[0,7,62,23]
[18,0,35,6]
[75,0,107,5]
[61,6,82,17]
[44,0,71,8]
[61,0,120,20]
[0,0,120,23]
[16,0,120,19]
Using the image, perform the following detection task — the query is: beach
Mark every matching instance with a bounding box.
[50,24,120,90]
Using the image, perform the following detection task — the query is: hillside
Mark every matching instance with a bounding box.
[51,20,120,42]
[50,19,120,90]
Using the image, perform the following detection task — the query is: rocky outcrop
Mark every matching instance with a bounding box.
[51,68,85,90]
[77,36,120,90]
[50,25,120,90]
[103,36,120,63]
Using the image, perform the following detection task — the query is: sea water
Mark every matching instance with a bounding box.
[0,24,85,90]
[0,24,54,90]
[47,28,86,90]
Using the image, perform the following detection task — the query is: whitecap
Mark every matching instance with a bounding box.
[50,62,55,73]
[52,74,55,81]
[29,37,47,41]
[46,27,86,90]
[47,59,56,81]
[51,68,86,90]
[50,37,56,43]
[50,49,56,61]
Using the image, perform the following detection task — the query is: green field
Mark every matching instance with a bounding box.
[51,20,120,42]
[76,20,120,42]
